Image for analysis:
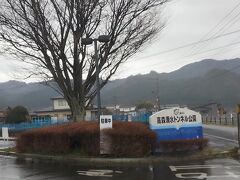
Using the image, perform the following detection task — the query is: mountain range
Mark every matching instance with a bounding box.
[1,58,240,111]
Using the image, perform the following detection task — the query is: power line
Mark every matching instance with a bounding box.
[193,12,240,55]
[114,2,240,78]
[189,2,240,56]
[128,39,240,73]
[134,29,240,61]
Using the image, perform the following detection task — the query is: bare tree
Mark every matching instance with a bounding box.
[0,0,167,121]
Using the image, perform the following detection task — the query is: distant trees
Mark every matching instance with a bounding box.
[136,101,154,111]
[6,106,29,124]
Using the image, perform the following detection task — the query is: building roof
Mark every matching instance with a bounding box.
[50,96,65,100]
[32,107,102,114]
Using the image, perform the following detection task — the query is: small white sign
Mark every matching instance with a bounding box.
[2,127,9,139]
[100,115,112,130]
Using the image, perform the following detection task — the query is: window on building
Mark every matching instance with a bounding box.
[58,99,67,107]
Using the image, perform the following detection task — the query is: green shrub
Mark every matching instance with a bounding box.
[6,106,29,124]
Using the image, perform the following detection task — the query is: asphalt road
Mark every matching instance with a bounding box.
[0,140,15,150]
[0,155,240,180]
[203,124,239,148]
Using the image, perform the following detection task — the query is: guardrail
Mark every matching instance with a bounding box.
[202,116,237,126]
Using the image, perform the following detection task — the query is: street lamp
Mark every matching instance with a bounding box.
[82,35,110,121]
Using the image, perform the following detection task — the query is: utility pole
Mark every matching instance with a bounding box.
[238,112,240,148]
[236,105,240,149]
[156,77,160,111]
[94,39,101,120]
[150,76,161,111]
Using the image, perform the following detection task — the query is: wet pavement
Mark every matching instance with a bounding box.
[0,155,240,180]
[0,140,15,150]
[203,125,238,148]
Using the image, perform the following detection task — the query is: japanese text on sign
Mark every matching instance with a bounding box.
[157,115,197,124]
[101,118,111,124]
[100,115,112,130]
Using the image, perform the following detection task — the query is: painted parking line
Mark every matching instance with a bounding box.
[169,165,222,171]
[170,164,240,179]
[204,133,238,144]
[77,169,122,177]
[175,172,240,179]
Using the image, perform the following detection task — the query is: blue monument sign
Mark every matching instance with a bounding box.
[149,107,203,141]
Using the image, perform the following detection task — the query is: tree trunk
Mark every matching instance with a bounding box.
[70,98,85,122]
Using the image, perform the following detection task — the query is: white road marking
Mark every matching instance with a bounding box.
[207,171,240,179]
[169,165,223,172]
[175,172,240,179]
[171,164,240,179]
[175,172,207,179]
[204,133,238,144]
[76,169,122,177]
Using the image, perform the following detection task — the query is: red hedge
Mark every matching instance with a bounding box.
[157,138,209,152]
[103,122,157,157]
[16,121,156,157]
[17,122,99,155]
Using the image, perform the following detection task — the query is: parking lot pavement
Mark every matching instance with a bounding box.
[0,140,15,150]
[1,155,240,180]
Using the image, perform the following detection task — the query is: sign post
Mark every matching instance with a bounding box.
[237,113,240,149]
[236,105,240,149]
[99,115,112,155]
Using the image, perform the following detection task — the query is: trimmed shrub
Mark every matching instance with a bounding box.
[17,124,71,153]
[17,122,100,155]
[104,122,157,157]
[17,121,156,157]
[68,122,100,156]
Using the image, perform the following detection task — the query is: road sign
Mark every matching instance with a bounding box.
[100,115,112,130]
[2,127,9,140]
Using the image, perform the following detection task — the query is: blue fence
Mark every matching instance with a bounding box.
[0,120,66,132]
[112,113,152,124]
[0,113,152,132]
[132,112,152,124]
[112,115,128,121]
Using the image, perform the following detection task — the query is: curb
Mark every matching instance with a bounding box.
[0,148,239,167]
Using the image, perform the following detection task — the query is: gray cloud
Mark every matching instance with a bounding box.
[1,0,240,81]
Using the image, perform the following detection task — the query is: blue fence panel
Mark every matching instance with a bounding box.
[112,115,128,121]
[132,113,152,124]
[0,120,66,132]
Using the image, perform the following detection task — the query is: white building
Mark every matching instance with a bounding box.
[32,97,97,122]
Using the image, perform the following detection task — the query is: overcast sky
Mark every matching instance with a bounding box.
[1,0,240,82]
